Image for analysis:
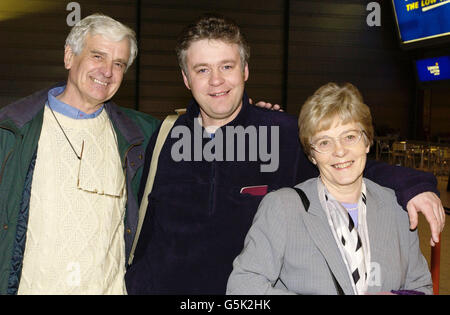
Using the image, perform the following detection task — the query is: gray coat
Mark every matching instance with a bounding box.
[226,178,433,295]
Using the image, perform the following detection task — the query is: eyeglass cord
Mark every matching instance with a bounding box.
[48,103,84,160]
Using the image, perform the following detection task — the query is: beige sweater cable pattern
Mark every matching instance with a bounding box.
[18,106,127,295]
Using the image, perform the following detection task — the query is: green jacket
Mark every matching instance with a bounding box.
[0,84,159,294]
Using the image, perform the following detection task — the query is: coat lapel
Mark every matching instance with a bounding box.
[298,179,403,294]
[364,187,394,293]
[298,181,355,295]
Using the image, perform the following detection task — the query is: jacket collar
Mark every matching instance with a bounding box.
[297,178,390,295]
[297,179,355,294]
[0,82,144,148]
[0,85,53,129]
[105,102,145,154]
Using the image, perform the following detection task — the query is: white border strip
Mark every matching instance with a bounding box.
[422,0,450,12]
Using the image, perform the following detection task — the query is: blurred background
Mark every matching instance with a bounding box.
[0,0,448,141]
[0,0,449,294]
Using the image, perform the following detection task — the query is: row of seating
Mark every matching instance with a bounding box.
[375,137,450,176]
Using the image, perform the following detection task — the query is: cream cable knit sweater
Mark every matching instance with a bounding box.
[18,106,127,295]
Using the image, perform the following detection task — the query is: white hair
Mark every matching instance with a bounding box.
[65,13,137,71]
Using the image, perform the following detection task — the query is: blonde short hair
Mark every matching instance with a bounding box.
[298,82,374,158]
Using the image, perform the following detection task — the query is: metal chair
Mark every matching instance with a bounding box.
[375,137,391,162]
[437,147,450,177]
[391,141,408,166]
[406,144,422,169]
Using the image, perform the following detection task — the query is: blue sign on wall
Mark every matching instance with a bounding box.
[416,56,450,82]
[392,0,450,43]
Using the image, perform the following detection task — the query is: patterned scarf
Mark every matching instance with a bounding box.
[317,178,371,295]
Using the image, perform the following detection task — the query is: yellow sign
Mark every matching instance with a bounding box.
[0,0,58,21]
[427,62,441,76]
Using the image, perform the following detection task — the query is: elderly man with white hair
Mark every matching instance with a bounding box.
[0,14,159,294]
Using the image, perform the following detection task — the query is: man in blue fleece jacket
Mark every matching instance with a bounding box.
[125,14,444,294]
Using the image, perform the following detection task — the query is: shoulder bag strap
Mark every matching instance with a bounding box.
[128,111,182,266]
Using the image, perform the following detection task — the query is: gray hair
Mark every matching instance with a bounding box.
[65,13,137,71]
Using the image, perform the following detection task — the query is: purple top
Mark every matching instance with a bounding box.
[341,202,359,228]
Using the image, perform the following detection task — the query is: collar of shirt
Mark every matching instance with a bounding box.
[47,85,104,119]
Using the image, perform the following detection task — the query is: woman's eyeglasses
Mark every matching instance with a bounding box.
[310,130,365,154]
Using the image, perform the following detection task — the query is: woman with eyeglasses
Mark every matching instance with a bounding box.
[226,82,432,295]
